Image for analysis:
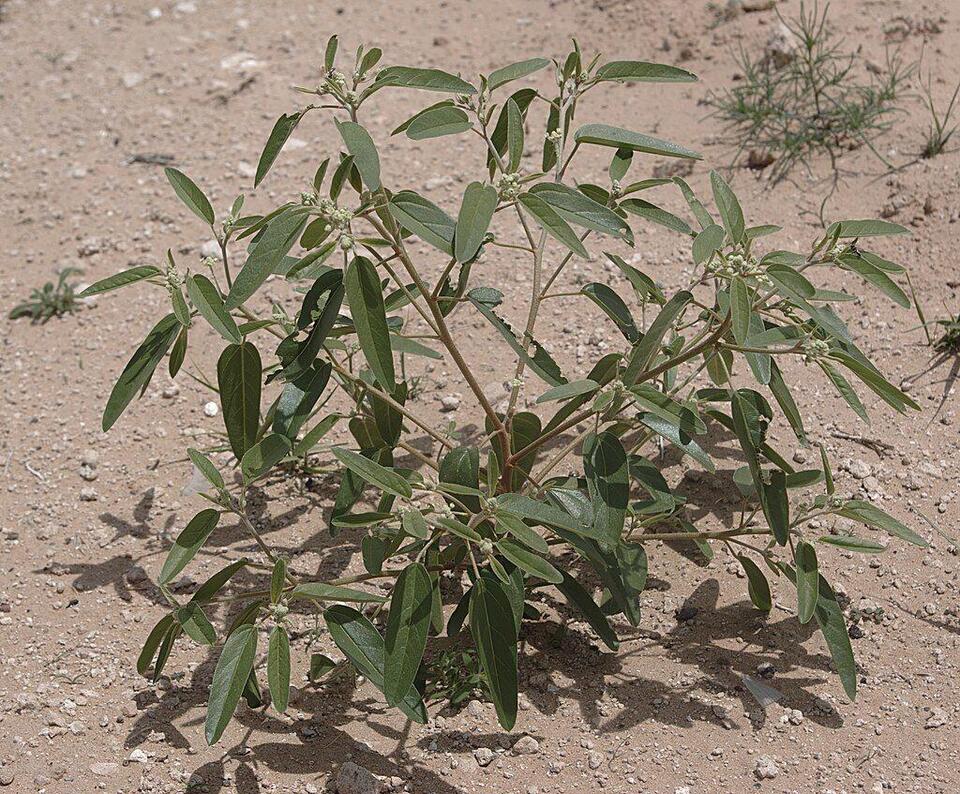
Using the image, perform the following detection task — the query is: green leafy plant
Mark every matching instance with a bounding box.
[9,267,81,323]
[89,36,929,743]
[706,2,912,209]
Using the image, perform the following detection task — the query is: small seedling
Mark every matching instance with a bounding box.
[919,69,960,159]
[9,268,81,323]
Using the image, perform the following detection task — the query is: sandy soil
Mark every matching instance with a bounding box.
[1,0,959,792]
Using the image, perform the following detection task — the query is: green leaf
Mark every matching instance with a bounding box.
[762,469,790,545]
[188,448,225,491]
[495,540,562,583]
[817,535,886,553]
[582,283,638,342]
[384,562,433,706]
[168,327,186,380]
[583,431,629,547]
[603,252,665,303]
[226,210,307,309]
[102,314,181,431]
[829,350,919,413]
[454,182,498,264]
[488,57,551,90]
[837,253,909,307]
[217,342,262,460]
[390,334,442,360]
[494,511,549,553]
[709,170,745,243]
[595,60,697,83]
[345,255,396,391]
[137,615,177,677]
[467,289,567,386]
[737,554,771,611]
[402,508,431,540]
[622,290,692,385]
[536,378,599,404]
[555,572,619,651]
[165,167,214,226]
[517,192,588,258]
[205,623,257,744]
[405,104,472,139]
[574,123,701,159]
[813,573,857,700]
[255,112,303,187]
[496,492,601,540]
[187,274,242,344]
[324,604,427,723]
[638,413,714,471]
[835,500,927,546]
[273,362,332,439]
[825,219,910,238]
[331,446,412,499]
[673,176,713,229]
[530,183,632,241]
[270,558,287,603]
[730,276,751,345]
[79,265,160,297]
[610,147,632,182]
[374,66,476,94]
[309,653,337,681]
[431,515,482,543]
[295,412,343,456]
[291,581,386,603]
[335,120,381,191]
[159,508,220,585]
[267,626,290,713]
[324,34,338,71]
[505,97,524,173]
[176,602,217,645]
[469,578,518,730]
[620,198,692,236]
[388,190,455,255]
[795,540,819,625]
[240,433,291,481]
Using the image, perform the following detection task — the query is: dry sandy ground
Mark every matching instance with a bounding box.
[1,0,959,792]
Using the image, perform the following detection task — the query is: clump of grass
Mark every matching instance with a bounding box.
[920,70,960,158]
[9,268,81,323]
[706,1,913,184]
[933,313,960,354]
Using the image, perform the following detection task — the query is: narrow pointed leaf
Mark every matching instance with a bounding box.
[187,274,242,344]
[217,342,262,460]
[205,624,257,744]
[469,578,518,730]
[267,626,290,712]
[165,167,214,226]
[384,563,432,706]
[345,255,396,390]
[159,508,220,585]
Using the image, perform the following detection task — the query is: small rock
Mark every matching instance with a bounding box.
[200,240,221,258]
[79,487,99,502]
[512,735,540,755]
[336,762,381,794]
[587,751,603,770]
[473,747,495,767]
[203,401,219,417]
[754,755,780,780]
[925,707,948,729]
[439,394,460,412]
[90,762,119,776]
[122,72,144,88]
[127,748,150,764]
[843,458,872,480]
[757,661,776,679]
[0,770,13,787]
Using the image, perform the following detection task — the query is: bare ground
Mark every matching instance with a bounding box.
[1,0,959,792]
